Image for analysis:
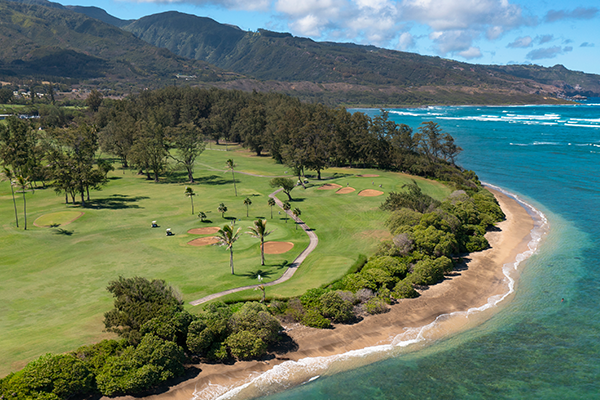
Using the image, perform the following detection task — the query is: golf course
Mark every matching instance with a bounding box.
[0,143,451,377]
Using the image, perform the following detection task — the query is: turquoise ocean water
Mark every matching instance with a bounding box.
[215,100,600,399]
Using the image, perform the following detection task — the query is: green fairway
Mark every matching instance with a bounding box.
[0,144,451,376]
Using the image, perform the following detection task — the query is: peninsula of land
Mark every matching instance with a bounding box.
[114,188,536,400]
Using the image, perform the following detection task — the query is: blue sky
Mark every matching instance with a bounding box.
[57,0,600,75]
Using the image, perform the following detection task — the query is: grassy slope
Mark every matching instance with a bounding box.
[0,145,450,375]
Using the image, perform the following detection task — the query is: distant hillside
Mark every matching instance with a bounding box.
[66,5,133,28]
[490,64,600,98]
[120,11,600,104]
[0,0,226,89]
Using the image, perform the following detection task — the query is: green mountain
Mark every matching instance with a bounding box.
[118,11,600,105]
[65,5,133,28]
[0,0,224,88]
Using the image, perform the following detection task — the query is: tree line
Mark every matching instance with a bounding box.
[93,86,464,184]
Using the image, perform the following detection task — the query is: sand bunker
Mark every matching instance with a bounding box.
[34,211,84,227]
[188,236,220,246]
[358,189,384,197]
[357,174,380,177]
[263,241,294,254]
[336,187,356,194]
[188,227,220,235]
[317,183,343,190]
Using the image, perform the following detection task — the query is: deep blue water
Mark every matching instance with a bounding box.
[259,100,600,399]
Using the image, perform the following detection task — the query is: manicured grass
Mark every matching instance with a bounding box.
[0,146,450,376]
[33,211,83,227]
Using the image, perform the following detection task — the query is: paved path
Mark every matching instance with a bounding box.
[189,188,318,306]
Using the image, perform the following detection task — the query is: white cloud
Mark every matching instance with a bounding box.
[289,14,324,36]
[507,36,532,48]
[401,0,526,31]
[397,32,415,50]
[458,46,482,59]
[526,45,573,60]
[429,29,480,55]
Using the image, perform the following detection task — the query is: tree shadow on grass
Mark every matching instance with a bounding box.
[242,269,275,279]
[53,228,73,236]
[85,194,149,210]
[195,174,234,186]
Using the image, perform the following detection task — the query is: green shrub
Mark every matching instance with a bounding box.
[412,225,458,257]
[359,268,395,290]
[465,234,489,252]
[363,256,408,279]
[207,342,229,362]
[393,280,419,299]
[228,302,281,344]
[186,320,214,355]
[319,291,354,323]
[103,276,184,344]
[0,353,94,400]
[341,273,371,292]
[225,331,268,360]
[408,256,453,286]
[140,311,194,348]
[386,208,422,233]
[364,297,389,315]
[95,335,185,396]
[302,309,331,329]
[72,339,128,373]
[300,288,329,309]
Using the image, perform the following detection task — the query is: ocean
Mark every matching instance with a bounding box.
[215,100,600,399]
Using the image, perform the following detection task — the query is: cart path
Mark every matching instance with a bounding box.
[189,188,318,306]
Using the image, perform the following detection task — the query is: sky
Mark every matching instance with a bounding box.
[57,0,600,75]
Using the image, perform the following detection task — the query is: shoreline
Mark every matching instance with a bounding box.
[116,187,541,400]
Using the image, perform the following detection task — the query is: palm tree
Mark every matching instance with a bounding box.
[198,211,207,222]
[243,197,252,217]
[216,223,241,274]
[292,208,302,230]
[16,175,29,230]
[226,159,237,196]
[247,219,272,266]
[267,197,276,219]
[282,201,291,223]
[185,186,196,214]
[2,168,18,227]
[218,203,228,218]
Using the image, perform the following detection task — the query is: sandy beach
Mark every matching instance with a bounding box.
[113,188,536,400]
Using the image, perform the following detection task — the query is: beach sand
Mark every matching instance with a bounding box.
[111,188,535,400]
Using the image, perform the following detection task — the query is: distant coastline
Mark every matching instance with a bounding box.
[117,188,543,400]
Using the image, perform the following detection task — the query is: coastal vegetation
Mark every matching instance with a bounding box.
[0,86,503,398]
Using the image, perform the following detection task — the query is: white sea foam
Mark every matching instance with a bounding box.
[565,122,600,129]
[193,186,549,400]
[389,110,427,117]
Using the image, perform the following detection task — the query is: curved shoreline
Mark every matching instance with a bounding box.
[119,187,545,400]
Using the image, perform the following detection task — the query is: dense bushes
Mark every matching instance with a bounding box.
[0,279,283,399]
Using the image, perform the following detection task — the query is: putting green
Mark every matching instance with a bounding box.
[33,211,84,227]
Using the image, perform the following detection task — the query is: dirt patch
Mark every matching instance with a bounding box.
[33,211,84,227]
[264,241,294,254]
[188,227,220,235]
[317,183,343,190]
[357,174,380,177]
[336,187,356,194]
[358,189,384,197]
[188,237,220,246]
